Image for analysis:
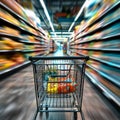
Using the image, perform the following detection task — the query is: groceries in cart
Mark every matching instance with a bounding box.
[43,67,78,94]
[47,82,78,94]
[43,67,58,81]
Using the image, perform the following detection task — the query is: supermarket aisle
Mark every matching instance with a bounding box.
[53,45,64,56]
[0,49,119,120]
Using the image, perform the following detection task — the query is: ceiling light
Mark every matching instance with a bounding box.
[74,1,87,21]
[68,22,75,32]
[50,32,73,34]
[39,0,55,33]
[68,0,87,32]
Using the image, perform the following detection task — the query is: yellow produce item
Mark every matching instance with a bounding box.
[47,83,58,93]
[48,77,57,82]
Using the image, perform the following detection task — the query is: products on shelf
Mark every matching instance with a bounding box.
[68,1,120,106]
[0,1,49,75]
[0,0,28,20]
[11,53,25,63]
[0,8,20,26]
[102,22,120,37]
[84,0,102,20]
[84,0,118,27]
[0,26,20,36]
[0,37,23,50]
[102,7,120,25]
[86,68,120,97]
[0,57,15,71]
[0,53,25,71]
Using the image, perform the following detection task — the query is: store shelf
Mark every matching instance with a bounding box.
[0,61,30,79]
[68,50,120,106]
[68,51,119,86]
[68,1,120,109]
[85,71,120,106]
[70,17,120,44]
[0,17,39,37]
[75,1,120,37]
[0,1,50,80]
[0,50,23,53]
[35,37,48,43]
[0,32,23,40]
[69,50,120,66]
[36,51,48,56]
[22,49,47,53]
[20,41,43,45]
[0,2,46,36]
[85,1,120,29]
[0,49,47,53]
[69,50,120,69]
[75,17,120,40]
[70,47,120,52]
[87,64,120,88]
[0,33,45,45]
[70,34,120,46]
[90,57,120,69]
[0,33,49,46]
[35,46,48,48]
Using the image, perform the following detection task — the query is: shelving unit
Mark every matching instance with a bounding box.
[0,17,40,37]
[70,17,120,43]
[68,1,120,107]
[70,34,120,45]
[0,2,45,35]
[0,1,50,78]
[0,61,30,79]
[74,1,120,38]
[49,39,57,53]
[85,70,120,106]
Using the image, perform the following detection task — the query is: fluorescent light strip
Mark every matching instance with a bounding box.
[68,0,87,32]
[39,0,55,34]
[51,37,66,40]
[74,1,86,21]
[50,32,73,34]
[68,22,75,32]
[49,21,55,32]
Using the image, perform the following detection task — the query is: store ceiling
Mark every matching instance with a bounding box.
[32,0,85,37]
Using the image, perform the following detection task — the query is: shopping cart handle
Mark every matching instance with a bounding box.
[29,56,89,61]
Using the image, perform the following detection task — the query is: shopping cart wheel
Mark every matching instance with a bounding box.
[45,105,48,110]
[45,105,49,118]
[39,105,43,118]
[39,112,42,119]
[74,112,77,120]
[72,101,75,106]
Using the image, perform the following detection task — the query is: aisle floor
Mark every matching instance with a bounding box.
[0,49,119,120]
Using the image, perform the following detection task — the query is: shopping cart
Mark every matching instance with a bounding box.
[29,56,89,120]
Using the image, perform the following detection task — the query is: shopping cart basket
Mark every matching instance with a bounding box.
[29,56,89,120]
